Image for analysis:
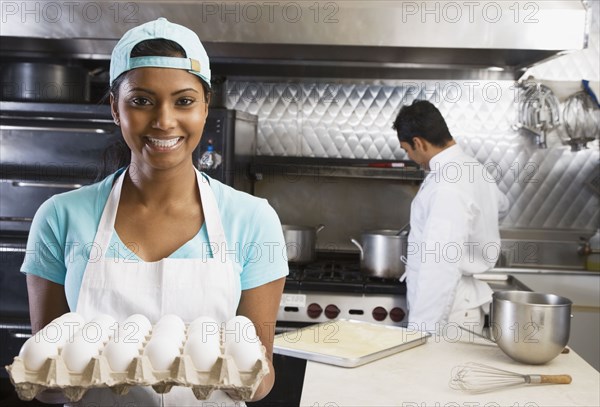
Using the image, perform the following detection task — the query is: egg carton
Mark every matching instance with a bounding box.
[5,345,269,402]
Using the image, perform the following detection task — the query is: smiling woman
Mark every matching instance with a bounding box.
[21,18,288,406]
[102,37,212,176]
[113,67,208,174]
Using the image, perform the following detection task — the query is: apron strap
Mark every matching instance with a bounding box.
[93,168,229,259]
[196,170,229,256]
[94,170,126,252]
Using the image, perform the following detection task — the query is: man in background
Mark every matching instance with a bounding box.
[393,100,510,333]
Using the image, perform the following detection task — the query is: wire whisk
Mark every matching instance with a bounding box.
[449,362,572,394]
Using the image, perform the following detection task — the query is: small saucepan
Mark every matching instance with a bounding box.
[351,225,409,279]
[282,224,325,263]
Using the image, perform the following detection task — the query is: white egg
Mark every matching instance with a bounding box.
[123,314,152,337]
[92,314,117,337]
[150,329,185,347]
[103,340,139,372]
[152,323,185,338]
[120,318,150,346]
[51,313,85,346]
[225,339,262,371]
[19,334,58,371]
[115,328,146,349]
[155,314,185,333]
[187,317,220,338]
[187,324,221,346]
[38,321,70,348]
[143,338,181,371]
[61,335,99,373]
[88,314,117,344]
[75,322,108,350]
[223,316,258,345]
[183,332,221,371]
[55,312,85,327]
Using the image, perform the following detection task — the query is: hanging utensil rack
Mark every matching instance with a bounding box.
[514,80,561,148]
[562,90,600,151]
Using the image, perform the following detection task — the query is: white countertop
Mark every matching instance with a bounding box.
[300,335,600,406]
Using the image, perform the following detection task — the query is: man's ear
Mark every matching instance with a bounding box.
[413,136,427,152]
[110,93,120,126]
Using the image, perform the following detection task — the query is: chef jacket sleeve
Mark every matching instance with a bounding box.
[21,197,67,285]
[408,185,470,331]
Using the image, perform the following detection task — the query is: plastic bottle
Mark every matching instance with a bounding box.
[587,228,600,271]
[198,140,215,170]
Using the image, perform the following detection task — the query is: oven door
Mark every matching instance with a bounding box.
[0,101,122,233]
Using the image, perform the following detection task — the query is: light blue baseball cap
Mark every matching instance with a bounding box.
[110,17,211,88]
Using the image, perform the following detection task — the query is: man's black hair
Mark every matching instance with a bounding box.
[392,100,453,149]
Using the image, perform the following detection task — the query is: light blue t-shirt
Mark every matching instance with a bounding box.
[21,169,289,310]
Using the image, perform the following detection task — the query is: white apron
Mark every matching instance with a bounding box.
[405,265,491,334]
[447,277,491,335]
[70,168,242,407]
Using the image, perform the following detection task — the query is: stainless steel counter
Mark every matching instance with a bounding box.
[498,228,596,271]
[474,273,532,291]
[492,267,599,276]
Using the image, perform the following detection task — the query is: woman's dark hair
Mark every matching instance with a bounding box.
[96,39,211,181]
[392,100,453,149]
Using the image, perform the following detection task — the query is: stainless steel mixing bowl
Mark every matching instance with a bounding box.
[490,291,572,365]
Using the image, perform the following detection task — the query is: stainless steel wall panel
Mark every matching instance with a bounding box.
[226,80,518,159]
[225,78,598,230]
[226,1,599,231]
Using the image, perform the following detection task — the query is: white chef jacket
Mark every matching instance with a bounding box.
[405,145,510,332]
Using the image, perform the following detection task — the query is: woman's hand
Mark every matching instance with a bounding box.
[25,275,71,404]
[235,277,285,401]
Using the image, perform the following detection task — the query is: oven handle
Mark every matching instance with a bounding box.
[0,322,32,331]
[0,245,27,252]
[12,181,83,189]
[0,216,33,223]
[0,124,110,134]
[11,332,32,339]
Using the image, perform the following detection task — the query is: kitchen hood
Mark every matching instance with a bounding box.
[0,1,589,80]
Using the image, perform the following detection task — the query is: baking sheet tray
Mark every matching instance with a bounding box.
[273,319,430,368]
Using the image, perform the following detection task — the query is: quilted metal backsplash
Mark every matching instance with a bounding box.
[225,1,599,230]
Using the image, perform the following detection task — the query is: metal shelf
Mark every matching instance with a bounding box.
[251,157,425,182]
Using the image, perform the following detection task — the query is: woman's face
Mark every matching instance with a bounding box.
[110,67,208,172]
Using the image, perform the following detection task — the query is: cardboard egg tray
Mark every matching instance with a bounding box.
[5,337,269,402]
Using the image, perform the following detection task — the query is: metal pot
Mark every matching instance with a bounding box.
[350,227,409,279]
[282,224,325,263]
[490,291,572,365]
[1,62,91,103]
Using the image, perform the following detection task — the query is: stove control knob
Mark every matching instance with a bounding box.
[372,306,388,321]
[389,307,406,323]
[307,303,323,319]
[324,304,340,319]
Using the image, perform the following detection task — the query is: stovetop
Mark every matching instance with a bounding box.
[279,254,408,327]
[284,255,406,296]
